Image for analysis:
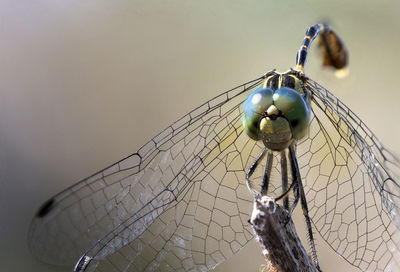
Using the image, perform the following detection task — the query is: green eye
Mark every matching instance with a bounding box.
[242,87,274,140]
[273,87,311,139]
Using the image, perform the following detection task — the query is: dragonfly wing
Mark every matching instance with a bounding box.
[76,131,264,272]
[28,77,265,271]
[295,78,400,271]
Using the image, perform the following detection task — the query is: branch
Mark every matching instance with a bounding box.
[250,196,316,272]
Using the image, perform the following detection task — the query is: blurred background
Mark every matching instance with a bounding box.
[1,0,400,271]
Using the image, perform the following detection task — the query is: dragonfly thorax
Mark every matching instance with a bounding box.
[242,72,311,151]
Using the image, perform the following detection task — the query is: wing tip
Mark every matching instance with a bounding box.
[35,198,55,218]
[74,255,92,272]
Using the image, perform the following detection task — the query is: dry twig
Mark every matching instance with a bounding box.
[250,196,316,272]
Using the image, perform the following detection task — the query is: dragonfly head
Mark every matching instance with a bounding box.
[242,79,311,151]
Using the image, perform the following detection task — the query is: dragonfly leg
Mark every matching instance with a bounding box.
[289,145,322,272]
[288,183,299,217]
[282,183,299,226]
[280,149,300,226]
[261,150,274,195]
[246,147,266,196]
[275,173,296,202]
[280,150,289,210]
[287,148,300,218]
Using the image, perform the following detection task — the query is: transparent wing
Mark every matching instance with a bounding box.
[28,76,265,271]
[229,76,400,272]
[296,78,400,271]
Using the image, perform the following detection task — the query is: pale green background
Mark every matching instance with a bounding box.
[1,1,400,271]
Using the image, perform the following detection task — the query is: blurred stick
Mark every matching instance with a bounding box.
[250,196,317,272]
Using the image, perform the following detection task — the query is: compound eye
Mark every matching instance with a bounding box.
[242,87,274,140]
[273,87,311,139]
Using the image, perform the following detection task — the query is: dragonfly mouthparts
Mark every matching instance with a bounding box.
[263,104,281,120]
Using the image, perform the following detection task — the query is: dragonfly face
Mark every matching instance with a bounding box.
[242,71,311,151]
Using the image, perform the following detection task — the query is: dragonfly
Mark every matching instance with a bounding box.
[29,24,400,272]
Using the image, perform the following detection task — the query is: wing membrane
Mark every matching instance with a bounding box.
[296,78,400,271]
[78,121,262,272]
[30,73,400,272]
[28,77,264,271]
